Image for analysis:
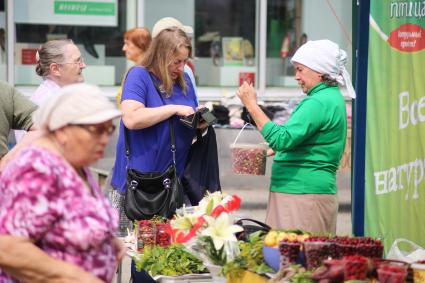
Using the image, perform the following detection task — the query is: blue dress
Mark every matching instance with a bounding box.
[111,67,198,193]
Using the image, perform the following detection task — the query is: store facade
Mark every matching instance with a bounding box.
[1,0,352,100]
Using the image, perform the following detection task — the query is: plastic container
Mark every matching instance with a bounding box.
[412,263,425,283]
[279,241,302,264]
[377,262,408,283]
[303,241,333,270]
[230,143,268,175]
[343,255,369,280]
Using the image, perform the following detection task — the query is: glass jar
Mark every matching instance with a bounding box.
[137,220,156,253]
[156,223,171,248]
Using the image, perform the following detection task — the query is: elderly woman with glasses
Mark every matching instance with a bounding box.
[0,83,124,283]
[15,39,86,142]
[33,39,86,104]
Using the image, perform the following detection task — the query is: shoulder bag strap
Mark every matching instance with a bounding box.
[148,72,176,165]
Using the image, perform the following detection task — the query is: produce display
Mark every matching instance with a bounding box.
[230,144,267,175]
[125,196,420,283]
[134,244,207,276]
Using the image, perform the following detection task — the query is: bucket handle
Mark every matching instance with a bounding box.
[233,123,252,145]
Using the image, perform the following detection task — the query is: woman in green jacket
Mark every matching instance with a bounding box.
[237,39,355,234]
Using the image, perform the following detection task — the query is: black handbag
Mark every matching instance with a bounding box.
[235,218,271,241]
[123,72,184,220]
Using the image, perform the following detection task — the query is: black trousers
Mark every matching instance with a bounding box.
[131,260,155,283]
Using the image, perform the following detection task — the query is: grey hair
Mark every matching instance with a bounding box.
[35,39,74,78]
[321,74,339,86]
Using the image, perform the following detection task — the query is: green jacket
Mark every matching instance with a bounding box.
[261,83,347,194]
[0,81,37,158]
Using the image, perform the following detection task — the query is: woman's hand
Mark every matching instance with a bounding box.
[236,81,257,107]
[267,148,275,157]
[174,105,195,117]
[235,81,270,131]
[112,237,126,264]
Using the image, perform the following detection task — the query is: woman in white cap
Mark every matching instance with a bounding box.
[237,39,354,234]
[0,83,124,283]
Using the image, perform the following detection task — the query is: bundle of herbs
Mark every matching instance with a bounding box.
[134,244,207,277]
[222,231,274,279]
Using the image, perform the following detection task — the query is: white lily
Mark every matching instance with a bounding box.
[201,212,243,251]
[171,214,199,232]
[196,191,230,215]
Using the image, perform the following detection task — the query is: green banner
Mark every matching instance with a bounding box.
[54,1,115,15]
[365,1,425,252]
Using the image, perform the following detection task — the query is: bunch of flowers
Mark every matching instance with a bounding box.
[170,192,243,266]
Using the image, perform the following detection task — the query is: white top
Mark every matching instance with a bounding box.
[31,79,61,106]
[15,79,61,142]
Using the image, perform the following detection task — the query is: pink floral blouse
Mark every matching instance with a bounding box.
[0,146,119,282]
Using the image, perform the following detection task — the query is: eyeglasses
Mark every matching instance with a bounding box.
[73,124,116,137]
[60,57,85,66]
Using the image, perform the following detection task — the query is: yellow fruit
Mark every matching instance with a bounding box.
[297,234,310,242]
[287,233,298,242]
[264,231,278,246]
[276,232,287,242]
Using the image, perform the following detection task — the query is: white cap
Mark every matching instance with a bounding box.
[33,83,121,131]
[152,17,193,38]
[291,39,356,99]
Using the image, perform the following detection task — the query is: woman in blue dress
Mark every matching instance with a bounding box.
[111,27,199,282]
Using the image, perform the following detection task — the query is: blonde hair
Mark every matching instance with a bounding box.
[141,27,192,96]
[35,39,74,78]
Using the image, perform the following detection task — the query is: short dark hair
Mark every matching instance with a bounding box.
[321,74,338,86]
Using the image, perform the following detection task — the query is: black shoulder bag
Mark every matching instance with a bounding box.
[124,73,184,220]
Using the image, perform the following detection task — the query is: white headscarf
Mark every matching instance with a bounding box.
[290,39,356,99]
[33,83,121,131]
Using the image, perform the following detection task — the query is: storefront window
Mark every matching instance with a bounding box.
[266,0,299,87]
[13,0,133,86]
[144,0,257,88]
[194,0,257,87]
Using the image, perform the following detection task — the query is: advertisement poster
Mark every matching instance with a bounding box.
[15,0,118,27]
[365,0,425,250]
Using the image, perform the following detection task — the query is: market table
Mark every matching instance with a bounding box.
[116,243,270,283]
